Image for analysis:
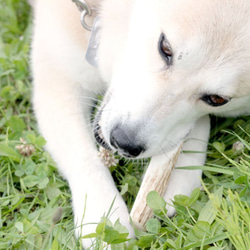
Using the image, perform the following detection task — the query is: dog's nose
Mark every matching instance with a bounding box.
[110,126,145,158]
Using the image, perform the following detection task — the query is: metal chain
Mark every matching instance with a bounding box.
[72,0,93,31]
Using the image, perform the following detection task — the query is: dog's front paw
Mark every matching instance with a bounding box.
[163,168,202,217]
[74,206,133,249]
[69,174,134,249]
[76,216,132,249]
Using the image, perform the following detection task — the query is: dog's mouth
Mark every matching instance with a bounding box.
[93,105,114,151]
[94,122,112,151]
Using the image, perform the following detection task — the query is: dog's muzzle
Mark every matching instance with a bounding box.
[94,121,145,158]
[110,125,145,158]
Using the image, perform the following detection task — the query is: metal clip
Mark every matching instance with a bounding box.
[72,0,93,31]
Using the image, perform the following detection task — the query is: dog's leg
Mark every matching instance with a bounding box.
[32,71,133,247]
[31,4,133,247]
[163,115,210,216]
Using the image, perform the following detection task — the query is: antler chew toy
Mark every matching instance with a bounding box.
[130,145,182,230]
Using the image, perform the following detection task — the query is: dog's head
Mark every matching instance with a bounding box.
[93,0,250,158]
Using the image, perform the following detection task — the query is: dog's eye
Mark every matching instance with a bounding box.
[159,33,173,66]
[201,94,230,107]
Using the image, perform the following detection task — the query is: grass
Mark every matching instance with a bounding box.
[0,0,250,249]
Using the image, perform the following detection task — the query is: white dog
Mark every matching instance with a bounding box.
[31,0,250,248]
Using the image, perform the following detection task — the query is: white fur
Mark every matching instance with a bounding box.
[31,0,250,248]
